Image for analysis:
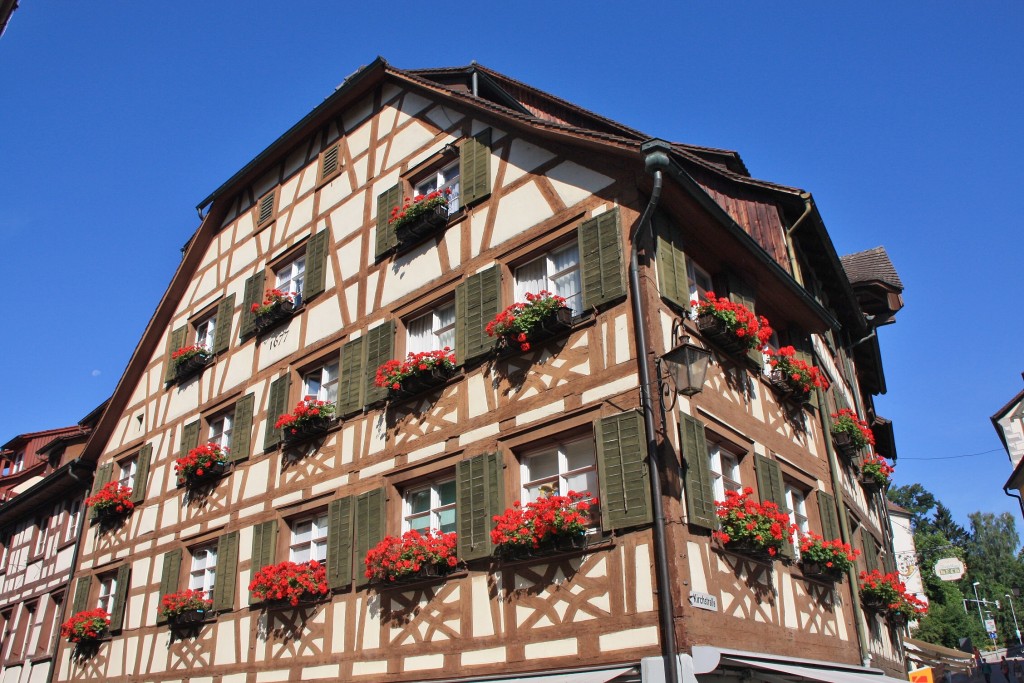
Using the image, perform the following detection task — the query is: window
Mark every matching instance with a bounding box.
[1,460,9,476]
[43,593,63,654]
[195,313,217,351]
[97,573,118,614]
[189,545,218,598]
[118,458,137,489]
[12,452,24,474]
[289,514,327,564]
[415,160,460,213]
[785,485,809,558]
[687,257,713,304]
[209,413,233,450]
[32,516,47,556]
[275,255,306,300]
[403,479,456,534]
[407,303,455,354]
[522,438,598,503]
[303,361,339,404]
[515,243,582,315]
[65,500,81,543]
[708,444,741,502]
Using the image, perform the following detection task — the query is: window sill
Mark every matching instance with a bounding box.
[368,567,467,592]
[492,310,594,363]
[492,535,613,567]
[28,653,53,665]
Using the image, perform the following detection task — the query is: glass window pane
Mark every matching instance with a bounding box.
[565,470,597,496]
[408,515,430,532]
[526,451,558,480]
[564,440,594,472]
[515,259,546,301]
[437,480,456,505]
[437,507,456,533]
[408,488,431,514]
[407,314,433,354]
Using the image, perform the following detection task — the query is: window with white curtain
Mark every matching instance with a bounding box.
[303,362,339,404]
[785,485,809,558]
[515,243,582,315]
[275,255,306,299]
[407,303,456,355]
[97,574,117,613]
[195,314,217,350]
[209,413,233,450]
[403,479,456,534]
[687,257,713,304]
[414,160,460,213]
[521,439,597,503]
[290,514,328,563]
[118,458,137,489]
[708,444,741,502]
[189,545,218,597]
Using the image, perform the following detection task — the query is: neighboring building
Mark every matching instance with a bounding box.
[992,377,1024,519]
[0,407,100,683]
[888,502,927,621]
[53,60,907,682]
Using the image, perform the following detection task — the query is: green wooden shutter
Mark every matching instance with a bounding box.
[130,443,152,505]
[455,265,501,363]
[726,272,764,366]
[229,394,255,462]
[595,411,652,531]
[755,455,792,557]
[460,129,491,207]
[816,490,841,541]
[257,192,275,226]
[578,209,626,310]
[327,496,354,589]
[303,229,330,300]
[89,463,113,521]
[336,337,365,417]
[363,321,395,406]
[321,144,340,181]
[180,420,200,458]
[72,576,92,614]
[213,531,239,612]
[212,294,236,355]
[109,564,131,632]
[791,334,821,410]
[862,531,879,573]
[354,488,386,585]
[456,452,504,561]
[654,213,690,312]
[249,520,278,604]
[165,326,188,383]
[156,549,182,625]
[679,413,715,530]
[375,184,402,259]
[264,375,291,450]
[240,269,266,338]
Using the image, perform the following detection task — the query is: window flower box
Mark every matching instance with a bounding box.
[394,202,450,246]
[766,346,829,404]
[364,529,459,584]
[159,589,213,627]
[175,443,229,488]
[831,409,874,460]
[712,487,795,562]
[375,349,457,400]
[86,481,134,524]
[859,455,894,493]
[275,399,336,445]
[798,532,859,582]
[859,569,927,621]
[691,291,772,357]
[486,291,573,354]
[249,560,329,607]
[60,609,110,645]
[172,345,212,382]
[251,289,296,333]
[491,491,596,559]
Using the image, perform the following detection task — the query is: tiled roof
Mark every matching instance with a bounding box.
[840,246,904,290]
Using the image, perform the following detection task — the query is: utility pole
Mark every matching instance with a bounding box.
[1006,593,1022,646]
[974,582,986,630]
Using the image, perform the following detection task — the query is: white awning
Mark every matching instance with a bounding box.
[693,646,909,682]
[417,666,635,683]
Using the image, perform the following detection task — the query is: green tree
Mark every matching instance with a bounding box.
[888,484,937,531]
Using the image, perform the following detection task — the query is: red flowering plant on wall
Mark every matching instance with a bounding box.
[364,529,459,582]
[374,348,457,392]
[859,569,927,618]
[171,344,211,366]
[712,487,795,559]
[275,398,336,435]
[60,609,110,644]
[798,531,860,577]
[691,291,773,351]
[388,188,452,229]
[248,560,329,606]
[491,491,597,555]
[174,443,229,487]
[766,346,830,395]
[158,589,213,621]
[485,291,571,353]
[860,454,895,487]
[830,409,875,450]
[250,288,295,317]
[85,481,134,518]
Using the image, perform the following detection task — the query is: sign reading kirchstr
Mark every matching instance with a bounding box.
[934,557,966,582]
[689,592,718,611]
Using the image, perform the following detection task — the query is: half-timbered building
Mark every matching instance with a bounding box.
[52,60,907,683]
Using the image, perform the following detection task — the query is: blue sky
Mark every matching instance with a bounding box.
[2,2,1021,529]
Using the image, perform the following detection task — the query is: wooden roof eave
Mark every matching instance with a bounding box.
[656,154,839,333]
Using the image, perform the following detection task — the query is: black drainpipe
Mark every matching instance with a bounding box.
[630,139,678,683]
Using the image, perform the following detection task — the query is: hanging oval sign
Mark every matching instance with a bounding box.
[934,557,966,581]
